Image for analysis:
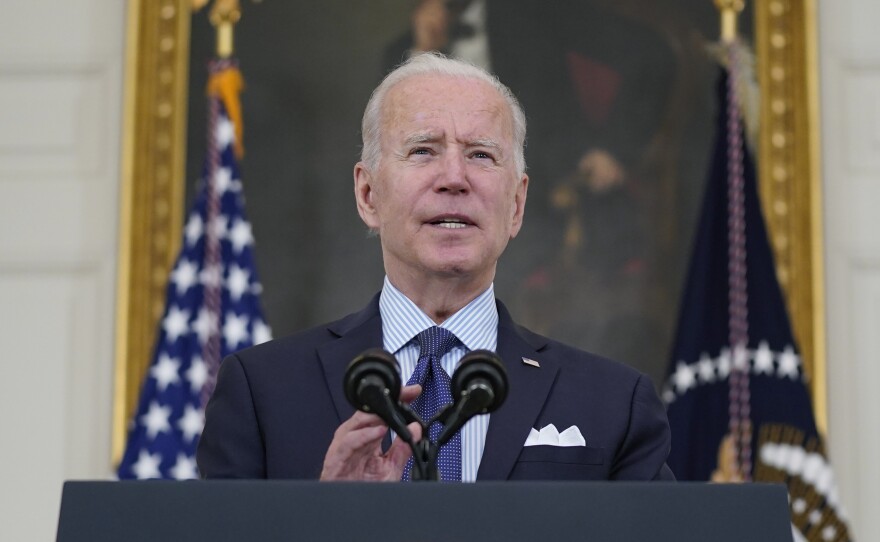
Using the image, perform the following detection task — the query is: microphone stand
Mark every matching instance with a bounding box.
[374,349,505,481]
[403,382,498,481]
[410,380,497,481]
[403,401,464,482]
[410,439,439,481]
[395,402,438,481]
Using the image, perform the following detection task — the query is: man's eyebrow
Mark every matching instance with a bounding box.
[468,138,503,151]
[400,134,503,152]
[403,132,440,146]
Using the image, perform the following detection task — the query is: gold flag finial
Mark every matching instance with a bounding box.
[192,0,242,58]
[714,0,745,43]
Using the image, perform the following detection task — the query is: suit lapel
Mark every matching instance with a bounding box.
[316,295,558,479]
[477,302,558,480]
[317,294,384,424]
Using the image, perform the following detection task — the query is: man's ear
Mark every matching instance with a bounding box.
[354,162,381,230]
[509,173,529,239]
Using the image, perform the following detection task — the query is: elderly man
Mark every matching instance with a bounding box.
[197,53,674,482]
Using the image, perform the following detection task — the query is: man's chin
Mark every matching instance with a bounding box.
[422,256,493,282]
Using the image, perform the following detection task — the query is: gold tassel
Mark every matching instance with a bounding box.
[707,41,761,153]
[207,67,245,160]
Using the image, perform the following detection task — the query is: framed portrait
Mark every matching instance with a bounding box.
[114,0,824,459]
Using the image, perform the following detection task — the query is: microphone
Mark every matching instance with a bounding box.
[435,349,508,446]
[343,348,414,444]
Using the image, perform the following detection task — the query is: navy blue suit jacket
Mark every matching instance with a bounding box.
[197,295,674,481]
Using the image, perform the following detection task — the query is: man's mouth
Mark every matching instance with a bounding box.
[429,216,474,229]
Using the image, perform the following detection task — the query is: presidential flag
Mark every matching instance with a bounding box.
[117,59,271,480]
[662,42,852,541]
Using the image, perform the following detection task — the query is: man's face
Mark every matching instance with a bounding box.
[354,74,528,287]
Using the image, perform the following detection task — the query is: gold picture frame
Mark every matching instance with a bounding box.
[112,0,827,463]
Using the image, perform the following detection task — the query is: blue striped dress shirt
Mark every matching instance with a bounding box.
[379,276,497,482]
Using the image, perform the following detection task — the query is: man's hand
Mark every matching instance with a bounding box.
[320,384,423,481]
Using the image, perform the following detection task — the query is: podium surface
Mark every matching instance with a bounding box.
[57,481,792,541]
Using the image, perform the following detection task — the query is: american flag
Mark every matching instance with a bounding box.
[117,59,271,480]
[663,43,851,541]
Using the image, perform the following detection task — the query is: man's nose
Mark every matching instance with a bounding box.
[435,151,469,193]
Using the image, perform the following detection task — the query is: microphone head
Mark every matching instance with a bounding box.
[344,348,401,412]
[451,349,508,413]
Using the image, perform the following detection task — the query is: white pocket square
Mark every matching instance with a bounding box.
[524,424,586,447]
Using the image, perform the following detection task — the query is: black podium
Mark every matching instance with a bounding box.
[57,481,792,541]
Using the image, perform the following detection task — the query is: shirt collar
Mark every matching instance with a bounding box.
[379,276,498,354]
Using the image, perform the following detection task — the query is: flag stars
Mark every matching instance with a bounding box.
[778,346,801,379]
[214,167,234,194]
[792,498,807,515]
[809,509,823,525]
[140,401,172,439]
[170,453,199,480]
[216,118,235,148]
[672,362,696,394]
[252,319,272,345]
[753,341,775,374]
[732,343,749,371]
[228,219,254,254]
[223,311,250,349]
[184,214,203,247]
[227,264,251,302]
[162,306,190,343]
[717,348,732,380]
[697,353,716,383]
[212,167,242,195]
[186,356,208,393]
[150,354,181,392]
[177,404,204,442]
[132,450,163,480]
[212,214,229,240]
[199,264,222,289]
[821,525,837,541]
[193,308,219,346]
[170,259,199,295]
[663,342,807,403]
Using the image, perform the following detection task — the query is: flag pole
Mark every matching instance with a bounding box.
[715,0,745,43]
[191,0,242,58]
[208,0,241,58]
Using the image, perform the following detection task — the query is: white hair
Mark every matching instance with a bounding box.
[360,52,527,176]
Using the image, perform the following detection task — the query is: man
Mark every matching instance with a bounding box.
[197,53,673,482]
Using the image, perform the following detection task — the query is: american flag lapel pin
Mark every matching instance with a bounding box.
[521,357,540,368]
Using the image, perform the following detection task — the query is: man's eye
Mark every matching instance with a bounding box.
[410,147,431,156]
[472,151,494,160]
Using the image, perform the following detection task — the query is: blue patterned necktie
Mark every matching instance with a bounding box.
[401,326,462,482]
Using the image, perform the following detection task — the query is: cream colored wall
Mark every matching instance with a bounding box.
[819,0,880,539]
[0,1,124,540]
